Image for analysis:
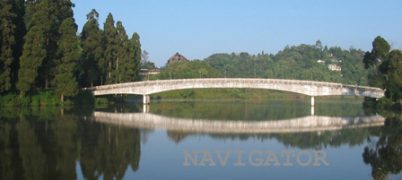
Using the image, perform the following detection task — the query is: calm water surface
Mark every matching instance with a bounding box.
[0,99,401,180]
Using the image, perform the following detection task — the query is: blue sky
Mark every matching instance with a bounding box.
[72,0,402,66]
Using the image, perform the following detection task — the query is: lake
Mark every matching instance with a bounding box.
[0,99,400,180]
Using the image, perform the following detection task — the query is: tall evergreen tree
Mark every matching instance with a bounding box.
[39,0,74,89]
[52,18,80,103]
[79,9,103,87]
[17,0,50,95]
[130,33,141,81]
[0,0,17,92]
[24,0,37,29]
[19,0,75,94]
[103,13,118,84]
[10,0,25,90]
[115,21,131,83]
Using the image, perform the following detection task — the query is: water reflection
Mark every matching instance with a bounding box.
[0,112,141,180]
[0,101,400,180]
[363,115,402,180]
[93,112,385,134]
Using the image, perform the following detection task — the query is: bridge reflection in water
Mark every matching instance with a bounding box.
[93,112,385,134]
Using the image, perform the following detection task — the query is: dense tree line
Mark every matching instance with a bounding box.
[159,41,368,85]
[0,1,141,103]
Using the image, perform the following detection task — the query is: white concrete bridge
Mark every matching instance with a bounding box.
[93,112,385,134]
[88,78,385,105]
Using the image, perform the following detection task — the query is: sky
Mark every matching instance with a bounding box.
[72,0,402,67]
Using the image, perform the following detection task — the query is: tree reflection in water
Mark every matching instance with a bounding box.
[363,115,402,180]
[0,108,141,180]
[0,103,400,180]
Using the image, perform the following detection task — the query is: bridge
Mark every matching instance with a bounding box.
[88,78,385,106]
[93,112,385,134]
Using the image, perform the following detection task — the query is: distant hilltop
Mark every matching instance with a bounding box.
[167,52,189,65]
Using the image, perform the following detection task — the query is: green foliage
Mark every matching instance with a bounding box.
[38,0,75,89]
[363,37,391,87]
[79,9,103,87]
[17,0,75,94]
[95,97,109,108]
[52,18,80,103]
[196,43,366,85]
[141,61,156,69]
[363,116,402,179]
[17,0,51,95]
[103,13,118,84]
[380,50,402,102]
[364,36,402,109]
[363,36,390,69]
[372,36,391,61]
[338,48,368,85]
[0,0,17,92]
[0,91,60,107]
[33,91,59,106]
[9,0,26,90]
[79,11,141,86]
[73,90,95,107]
[153,88,307,101]
[114,21,135,83]
[0,93,29,107]
[1,2,143,106]
[159,60,220,79]
[130,33,142,81]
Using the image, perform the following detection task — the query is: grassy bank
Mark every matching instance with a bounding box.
[0,90,109,108]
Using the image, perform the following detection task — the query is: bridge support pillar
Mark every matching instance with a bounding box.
[311,106,315,116]
[143,95,150,105]
[310,96,315,107]
[142,104,150,113]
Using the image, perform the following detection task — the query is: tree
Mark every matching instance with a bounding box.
[38,0,74,89]
[10,0,26,90]
[103,13,118,84]
[17,0,75,95]
[0,0,17,92]
[315,40,323,50]
[364,36,390,68]
[114,21,130,83]
[372,36,390,61]
[79,9,103,87]
[379,50,402,102]
[17,0,50,95]
[52,18,80,103]
[363,36,391,87]
[363,117,402,179]
[130,33,141,81]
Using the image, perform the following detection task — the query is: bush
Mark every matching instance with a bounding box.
[378,98,393,110]
[0,91,61,107]
[37,91,60,106]
[95,97,109,108]
[0,94,30,107]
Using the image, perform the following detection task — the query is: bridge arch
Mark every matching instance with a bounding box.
[90,78,385,105]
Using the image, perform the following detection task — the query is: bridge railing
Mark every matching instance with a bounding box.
[87,78,384,98]
[90,78,349,91]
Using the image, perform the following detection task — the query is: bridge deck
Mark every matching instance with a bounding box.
[88,78,384,99]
